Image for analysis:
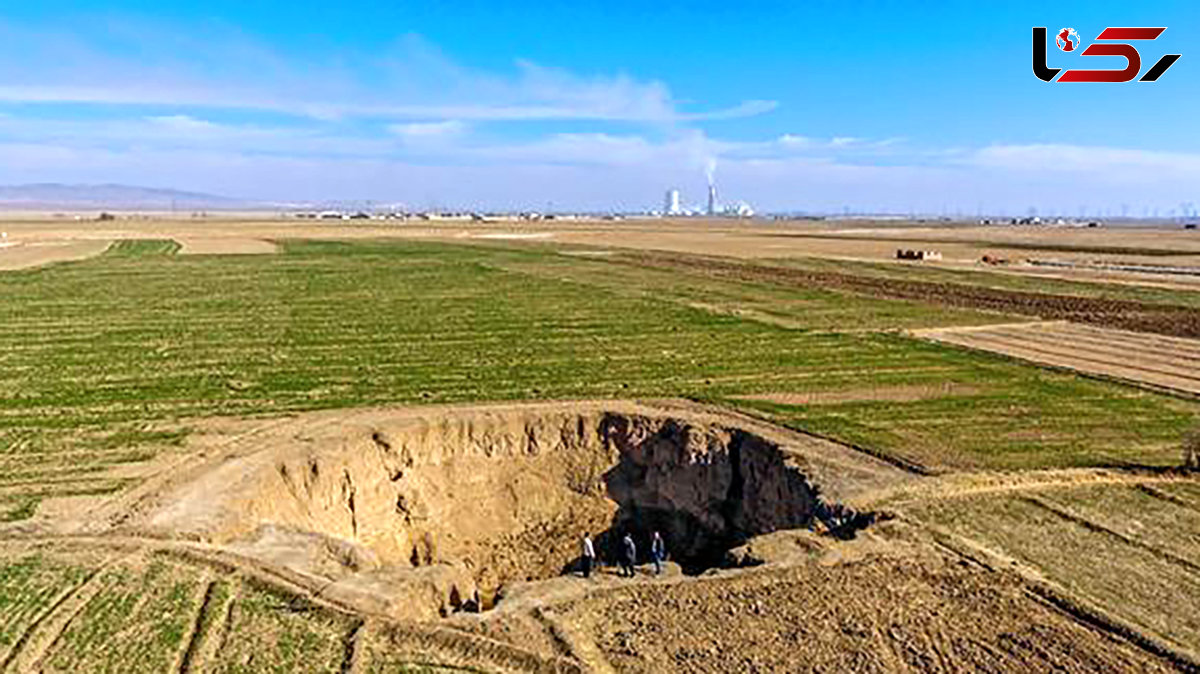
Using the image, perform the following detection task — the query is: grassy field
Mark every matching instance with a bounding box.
[0,237,1195,519]
[40,558,202,672]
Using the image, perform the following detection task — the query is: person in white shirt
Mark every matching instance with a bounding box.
[581,533,596,578]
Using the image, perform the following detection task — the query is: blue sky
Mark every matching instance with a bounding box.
[0,1,1196,213]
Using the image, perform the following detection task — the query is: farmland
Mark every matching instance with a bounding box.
[0,217,1197,672]
[918,321,1200,397]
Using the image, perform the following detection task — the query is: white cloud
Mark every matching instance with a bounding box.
[0,21,775,124]
[969,143,1200,175]
[144,115,223,133]
[388,120,467,140]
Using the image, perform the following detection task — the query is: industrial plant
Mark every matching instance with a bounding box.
[659,175,755,218]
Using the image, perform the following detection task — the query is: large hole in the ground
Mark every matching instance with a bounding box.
[148,407,872,619]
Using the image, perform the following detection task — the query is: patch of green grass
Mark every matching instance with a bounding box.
[104,239,181,256]
[719,338,1196,472]
[211,580,351,673]
[44,560,203,673]
[85,427,189,450]
[0,497,39,522]
[0,554,93,654]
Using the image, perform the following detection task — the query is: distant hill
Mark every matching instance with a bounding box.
[0,184,257,210]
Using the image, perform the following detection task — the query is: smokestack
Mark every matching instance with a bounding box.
[705,158,719,216]
[665,188,681,215]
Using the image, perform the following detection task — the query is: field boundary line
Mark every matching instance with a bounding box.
[911,320,1070,337]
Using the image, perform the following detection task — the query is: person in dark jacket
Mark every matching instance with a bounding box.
[620,533,637,578]
[650,531,666,575]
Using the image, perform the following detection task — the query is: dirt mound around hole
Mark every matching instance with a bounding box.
[138,402,900,620]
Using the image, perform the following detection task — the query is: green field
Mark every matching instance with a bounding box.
[0,238,1195,518]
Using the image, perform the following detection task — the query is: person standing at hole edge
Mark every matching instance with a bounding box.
[580,533,596,579]
[651,531,666,575]
[620,533,637,578]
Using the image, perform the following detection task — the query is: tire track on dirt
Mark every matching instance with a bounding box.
[90,415,304,532]
[374,621,587,674]
[339,618,367,674]
[0,568,100,672]
[1134,484,1198,510]
[176,576,216,674]
[1,552,129,673]
[0,535,581,674]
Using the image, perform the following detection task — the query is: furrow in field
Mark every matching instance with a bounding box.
[968,329,1200,381]
[929,331,1200,394]
[983,323,1200,365]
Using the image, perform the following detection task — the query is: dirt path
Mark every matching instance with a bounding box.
[176,237,278,255]
[0,240,111,270]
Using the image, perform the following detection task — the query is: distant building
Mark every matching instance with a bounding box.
[896,249,942,261]
[707,184,718,216]
[664,189,682,215]
[724,201,755,217]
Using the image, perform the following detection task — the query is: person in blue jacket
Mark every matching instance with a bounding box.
[650,531,666,575]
